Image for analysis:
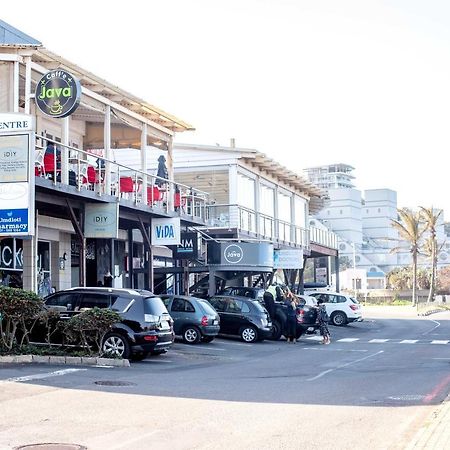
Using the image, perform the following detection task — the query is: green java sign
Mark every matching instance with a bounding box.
[35,69,81,118]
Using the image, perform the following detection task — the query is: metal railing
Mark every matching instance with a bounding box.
[206,204,315,249]
[309,226,339,249]
[34,135,210,221]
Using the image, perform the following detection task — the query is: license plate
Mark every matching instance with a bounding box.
[213,319,218,325]
[159,321,170,330]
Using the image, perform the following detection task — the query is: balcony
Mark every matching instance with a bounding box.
[34,136,210,223]
[206,204,310,248]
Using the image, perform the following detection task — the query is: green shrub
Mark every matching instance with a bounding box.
[61,307,121,355]
[0,287,44,351]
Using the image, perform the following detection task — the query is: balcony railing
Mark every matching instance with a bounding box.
[34,135,210,221]
[206,204,311,248]
[309,226,338,249]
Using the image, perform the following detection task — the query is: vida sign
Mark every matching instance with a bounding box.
[151,218,180,246]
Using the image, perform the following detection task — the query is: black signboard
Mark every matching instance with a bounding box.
[207,241,273,271]
[173,232,198,260]
[35,70,81,118]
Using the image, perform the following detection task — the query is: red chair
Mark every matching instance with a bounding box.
[87,166,97,184]
[147,186,162,205]
[120,177,135,197]
[43,153,57,173]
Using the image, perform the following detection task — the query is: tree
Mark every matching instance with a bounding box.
[420,207,443,303]
[390,208,426,306]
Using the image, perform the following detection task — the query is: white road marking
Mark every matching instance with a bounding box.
[176,346,226,352]
[369,339,390,343]
[213,341,254,347]
[422,319,441,335]
[400,340,418,344]
[0,368,87,383]
[337,338,359,342]
[305,336,323,341]
[307,351,384,381]
[431,340,449,345]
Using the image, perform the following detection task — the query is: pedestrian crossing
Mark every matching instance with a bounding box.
[302,336,450,345]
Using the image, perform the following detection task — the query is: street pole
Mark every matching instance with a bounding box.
[351,242,357,298]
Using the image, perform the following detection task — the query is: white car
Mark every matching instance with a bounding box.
[306,291,363,326]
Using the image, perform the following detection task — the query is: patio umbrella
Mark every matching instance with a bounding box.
[156,154,168,186]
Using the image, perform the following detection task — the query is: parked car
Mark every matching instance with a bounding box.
[32,287,174,360]
[260,293,319,340]
[208,295,272,343]
[159,295,220,344]
[307,291,363,326]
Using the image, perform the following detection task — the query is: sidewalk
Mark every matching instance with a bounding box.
[405,394,450,449]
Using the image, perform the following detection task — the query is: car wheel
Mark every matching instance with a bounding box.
[131,352,149,361]
[150,349,168,356]
[202,336,215,343]
[182,326,201,344]
[270,320,282,341]
[331,311,347,326]
[240,326,258,343]
[102,333,131,359]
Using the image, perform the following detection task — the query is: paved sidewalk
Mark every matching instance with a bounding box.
[406,394,450,449]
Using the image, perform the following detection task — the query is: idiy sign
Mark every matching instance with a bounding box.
[84,203,119,238]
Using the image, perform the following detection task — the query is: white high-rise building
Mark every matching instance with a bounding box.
[303,164,355,190]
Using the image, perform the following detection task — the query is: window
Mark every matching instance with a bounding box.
[110,296,134,312]
[237,173,255,210]
[209,297,228,312]
[79,294,110,309]
[185,301,195,312]
[241,302,250,313]
[45,293,78,310]
[226,299,243,313]
[260,184,275,217]
[171,298,186,312]
[160,297,171,308]
[337,296,347,303]
[294,196,306,228]
[277,191,291,223]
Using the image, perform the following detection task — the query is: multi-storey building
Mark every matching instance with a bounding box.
[303,163,355,190]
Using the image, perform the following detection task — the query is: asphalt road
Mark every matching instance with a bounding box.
[1,307,449,449]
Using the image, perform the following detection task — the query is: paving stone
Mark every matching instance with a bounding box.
[32,355,50,363]
[0,355,15,363]
[81,357,97,365]
[49,356,66,365]
[65,356,82,365]
[14,355,33,363]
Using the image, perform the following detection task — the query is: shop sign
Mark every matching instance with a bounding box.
[35,69,81,118]
[0,114,35,237]
[207,242,274,271]
[84,203,119,239]
[172,232,198,260]
[273,249,304,269]
[0,238,23,270]
[151,218,180,246]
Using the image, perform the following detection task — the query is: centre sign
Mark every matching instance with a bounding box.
[35,69,81,118]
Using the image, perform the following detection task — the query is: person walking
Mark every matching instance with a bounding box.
[284,289,298,343]
[316,298,331,344]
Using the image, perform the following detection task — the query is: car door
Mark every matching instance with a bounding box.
[223,298,245,335]
[208,297,230,333]
[170,298,190,335]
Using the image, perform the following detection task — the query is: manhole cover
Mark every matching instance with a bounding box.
[15,445,86,450]
[388,395,425,401]
[94,380,135,386]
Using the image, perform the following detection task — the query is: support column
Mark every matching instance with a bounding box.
[128,228,134,289]
[61,117,69,185]
[335,255,340,292]
[167,137,174,212]
[24,55,32,115]
[104,105,112,194]
[141,124,148,204]
[228,164,238,227]
[13,61,19,112]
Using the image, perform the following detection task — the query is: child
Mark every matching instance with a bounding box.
[316,299,331,344]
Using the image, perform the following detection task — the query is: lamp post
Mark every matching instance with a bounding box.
[351,242,357,298]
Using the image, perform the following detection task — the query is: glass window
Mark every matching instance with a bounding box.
[110,296,135,312]
[45,293,78,310]
[185,301,195,312]
[241,302,250,313]
[237,173,255,209]
[252,301,266,313]
[171,298,185,312]
[209,297,228,312]
[79,294,110,309]
[337,296,347,303]
[227,299,243,313]
[143,297,168,315]
[277,191,291,223]
[260,184,274,217]
[294,196,306,228]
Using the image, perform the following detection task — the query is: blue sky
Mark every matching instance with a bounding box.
[4,1,450,215]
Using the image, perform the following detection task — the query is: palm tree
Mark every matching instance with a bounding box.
[390,208,426,307]
[420,207,443,303]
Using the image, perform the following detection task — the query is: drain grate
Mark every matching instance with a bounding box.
[15,444,86,450]
[94,380,135,386]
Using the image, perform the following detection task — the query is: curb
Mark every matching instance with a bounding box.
[0,354,130,367]
[418,309,447,316]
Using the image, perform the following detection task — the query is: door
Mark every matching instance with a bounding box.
[208,297,231,333]
[223,298,246,335]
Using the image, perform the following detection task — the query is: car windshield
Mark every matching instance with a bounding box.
[198,299,218,315]
[143,297,169,315]
[350,297,359,304]
[252,300,266,313]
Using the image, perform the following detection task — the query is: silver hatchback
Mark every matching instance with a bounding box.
[160,295,220,344]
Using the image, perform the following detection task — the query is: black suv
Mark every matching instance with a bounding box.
[208,295,272,343]
[33,287,174,360]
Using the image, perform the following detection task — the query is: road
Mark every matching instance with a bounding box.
[0,307,449,449]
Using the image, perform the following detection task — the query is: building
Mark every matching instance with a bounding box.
[0,20,207,295]
[303,163,355,190]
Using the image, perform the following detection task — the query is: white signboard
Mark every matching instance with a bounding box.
[84,203,119,238]
[151,217,181,246]
[0,113,34,236]
[273,248,304,269]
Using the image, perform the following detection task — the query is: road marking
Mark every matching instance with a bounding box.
[305,336,323,341]
[214,341,254,347]
[337,338,359,342]
[140,359,173,363]
[431,340,449,345]
[369,339,390,343]
[400,340,418,344]
[174,346,226,352]
[422,319,441,336]
[0,368,87,383]
[307,351,384,381]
